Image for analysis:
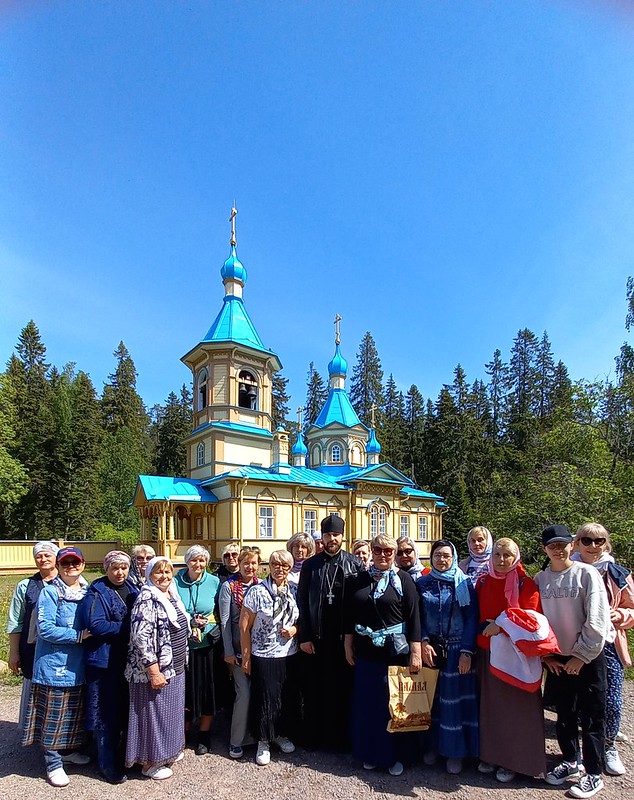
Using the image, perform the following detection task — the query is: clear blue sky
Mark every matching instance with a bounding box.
[2,1,634,417]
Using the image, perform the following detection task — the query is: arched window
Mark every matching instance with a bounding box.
[197,369,208,411]
[197,442,205,467]
[238,370,258,410]
[370,503,387,537]
[350,444,362,465]
[330,443,342,464]
[311,445,322,466]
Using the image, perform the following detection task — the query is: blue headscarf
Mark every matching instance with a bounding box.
[369,565,403,599]
[430,540,471,608]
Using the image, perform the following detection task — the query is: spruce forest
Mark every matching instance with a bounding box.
[2,280,634,568]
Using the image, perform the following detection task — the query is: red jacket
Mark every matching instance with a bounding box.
[475,563,541,651]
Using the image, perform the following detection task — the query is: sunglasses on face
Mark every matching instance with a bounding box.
[397,548,414,556]
[372,547,395,556]
[579,537,606,547]
[59,559,82,567]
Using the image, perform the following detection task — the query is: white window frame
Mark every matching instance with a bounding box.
[400,515,409,538]
[370,506,378,537]
[417,515,428,540]
[197,369,208,411]
[258,505,274,539]
[196,442,205,467]
[379,506,387,536]
[303,509,317,536]
[330,443,342,463]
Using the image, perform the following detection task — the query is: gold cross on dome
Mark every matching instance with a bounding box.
[229,206,238,246]
[334,313,342,345]
[297,406,304,429]
[370,403,377,429]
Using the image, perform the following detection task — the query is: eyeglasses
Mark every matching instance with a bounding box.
[579,537,606,547]
[397,548,414,556]
[136,556,152,562]
[59,559,82,567]
[224,552,239,558]
[270,563,291,571]
[372,547,395,556]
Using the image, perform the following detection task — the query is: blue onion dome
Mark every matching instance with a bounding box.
[328,343,348,377]
[366,428,382,454]
[221,246,247,284]
[292,431,308,455]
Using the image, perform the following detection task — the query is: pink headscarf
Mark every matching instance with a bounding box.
[487,541,521,609]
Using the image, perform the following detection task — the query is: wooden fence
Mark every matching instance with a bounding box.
[0,540,121,575]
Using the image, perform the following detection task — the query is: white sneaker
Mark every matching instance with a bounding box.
[173,751,185,763]
[272,735,295,754]
[496,768,516,783]
[446,758,463,774]
[363,762,376,770]
[477,761,495,774]
[568,774,604,799]
[605,746,626,776]
[389,761,404,776]
[47,767,70,787]
[256,741,270,766]
[142,765,173,780]
[61,751,90,765]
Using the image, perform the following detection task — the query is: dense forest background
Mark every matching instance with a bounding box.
[2,280,634,567]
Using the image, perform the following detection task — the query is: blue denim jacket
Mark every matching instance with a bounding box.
[416,575,478,654]
[83,577,139,670]
[32,580,88,687]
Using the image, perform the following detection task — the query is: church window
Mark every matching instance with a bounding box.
[196,442,205,467]
[312,445,322,466]
[417,516,428,540]
[330,443,342,463]
[303,509,317,536]
[351,444,362,465]
[370,504,387,536]
[370,506,377,537]
[238,370,258,410]
[400,515,409,537]
[197,369,208,411]
[258,506,274,539]
[379,506,386,535]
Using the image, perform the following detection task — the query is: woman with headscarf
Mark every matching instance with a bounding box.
[219,548,260,758]
[417,539,479,774]
[395,536,425,581]
[344,534,422,777]
[83,550,139,783]
[572,522,634,777]
[285,532,315,595]
[174,545,221,756]
[125,556,190,780]
[475,537,545,784]
[128,544,156,590]
[240,550,299,766]
[459,526,494,585]
[7,541,59,731]
[21,546,91,788]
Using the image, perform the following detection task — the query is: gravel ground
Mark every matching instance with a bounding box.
[0,682,633,800]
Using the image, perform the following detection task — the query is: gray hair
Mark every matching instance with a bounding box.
[184,545,210,564]
[286,532,315,557]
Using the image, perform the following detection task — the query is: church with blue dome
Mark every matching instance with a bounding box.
[132,211,446,560]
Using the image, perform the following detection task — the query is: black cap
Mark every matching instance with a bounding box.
[321,513,345,534]
[541,524,573,546]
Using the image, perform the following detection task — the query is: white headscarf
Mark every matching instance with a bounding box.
[145,556,190,628]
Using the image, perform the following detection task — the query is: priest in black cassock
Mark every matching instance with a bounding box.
[297,513,362,751]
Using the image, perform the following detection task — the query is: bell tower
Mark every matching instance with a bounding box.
[181,208,282,479]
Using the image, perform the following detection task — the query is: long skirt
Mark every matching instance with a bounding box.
[249,655,291,743]
[351,658,415,769]
[478,648,546,776]
[86,666,129,776]
[21,683,86,750]
[185,644,217,722]
[126,672,186,768]
[430,640,479,759]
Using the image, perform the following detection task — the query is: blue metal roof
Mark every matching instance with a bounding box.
[400,487,445,501]
[220,245,247,284]
[135,475,218,503]
[188,420,274,439]
[291,431,308,455]
[312,388,365,429]
[335,462,415,487]
[328,343,348,377]
[366,428,381,454]
[203,465,345,490]
[200,294,276,356]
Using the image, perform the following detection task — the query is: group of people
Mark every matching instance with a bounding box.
[6,517,632,799]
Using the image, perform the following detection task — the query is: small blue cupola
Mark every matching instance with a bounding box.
[221,245,247,287]
[328,343,348,379]
[291,430,308,467]
[366,427,382,465]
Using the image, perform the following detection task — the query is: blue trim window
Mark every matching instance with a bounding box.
[330,443,342,464]
[197,442,205,467]
[303,509,317,536]
[258,505,274,539]
[417,515,428,540]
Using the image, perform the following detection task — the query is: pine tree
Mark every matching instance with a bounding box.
[405,384,425,483]
[304,362,327,427]
[485,348,508,439]
[0,371,29,532]
[349,332,384,427]
[271,372,291,430]
[155,386,192,476]
[536,331,555,421]
[380,374,407,471]
[507,328,540,449]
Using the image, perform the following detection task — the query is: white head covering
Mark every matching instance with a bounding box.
[33,541,59,558]
[145,555,190,628]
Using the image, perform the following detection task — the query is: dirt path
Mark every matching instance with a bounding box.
[0,682,633,799]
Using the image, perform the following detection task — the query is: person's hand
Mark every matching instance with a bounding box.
[281,625,296,639]
[542,655,564,674]
[458,653,472,675]
[150,671,168,690]
[80,629,92,641]
[610,608,621,624]
[483,619,500,637]
[242,657,251,676]
[344,642,355,667]
[421,642,436,668]
[300,641,315,655]
[563,656,585,676]
[224,655,237,666]
[8,654,21,676]
[408,652,421,674]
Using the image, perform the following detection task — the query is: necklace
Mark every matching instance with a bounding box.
[324,560,338,605]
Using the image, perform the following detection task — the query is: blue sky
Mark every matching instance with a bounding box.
[2,1,634,418]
